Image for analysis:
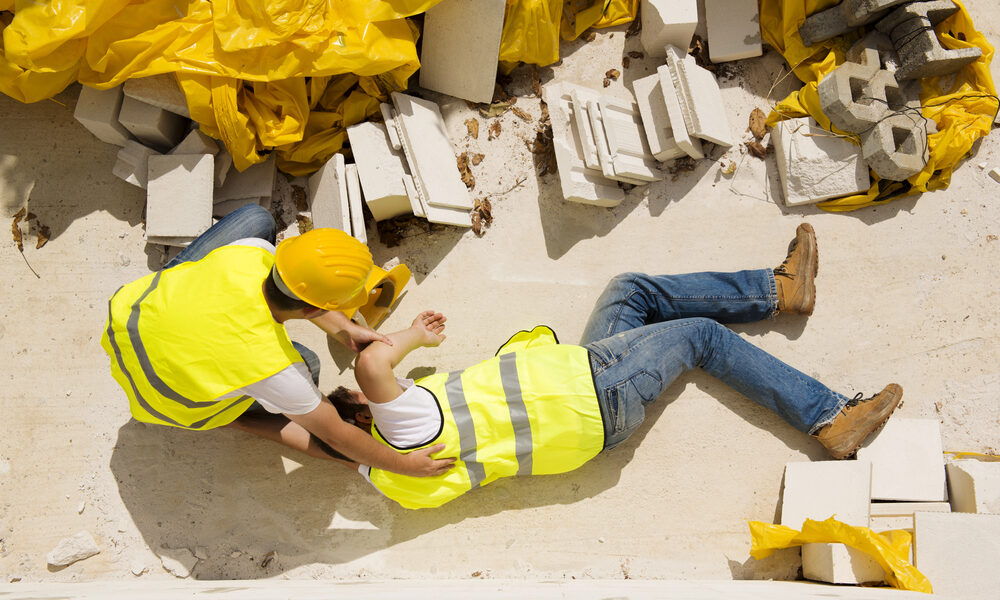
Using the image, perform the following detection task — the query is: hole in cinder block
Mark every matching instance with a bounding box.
[850,77,868,103]
[884,84,907,112]
[892,126,916,153]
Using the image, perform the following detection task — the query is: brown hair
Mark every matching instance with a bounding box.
[328,386,368,422]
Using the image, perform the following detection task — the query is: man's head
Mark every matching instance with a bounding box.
[328,386,372,432]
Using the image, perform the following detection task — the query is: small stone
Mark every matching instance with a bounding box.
[65,390,72,397]
[194,546,208,560]
[46,531,100,567]
[130,562,147,576]
[0,460,9,476]
[77,502,85,514]
[117,519,127,532]
[159,546,198,578]
[230,550,242,558]
[598,537,606,543]
[116,253,131,267]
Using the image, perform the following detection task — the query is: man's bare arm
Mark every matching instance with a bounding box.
[309,309,393,353]
[355,311,447,405]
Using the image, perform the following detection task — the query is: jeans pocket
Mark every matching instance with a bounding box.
[605,374,652,441]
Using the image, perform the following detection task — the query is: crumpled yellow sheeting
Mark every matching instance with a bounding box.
[760,0,998,211]
[0,0,438,174]
[749,517,932,592]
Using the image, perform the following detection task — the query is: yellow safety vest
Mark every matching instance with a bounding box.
[368,326,604,509]
[100,245,303,430]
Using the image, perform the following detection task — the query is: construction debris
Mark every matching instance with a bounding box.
[748,108,767,140]
[640,0,698,58]
[771,117,869,206]
[158,546,198,578]
[465,119,480,139]
[705,0,762,63]
[419,0,506,103]
[46,531,100,567]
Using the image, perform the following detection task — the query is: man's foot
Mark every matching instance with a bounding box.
[814,384,903,459]
[774,223,818,315]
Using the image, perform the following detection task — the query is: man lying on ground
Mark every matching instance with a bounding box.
[331,224,903,508]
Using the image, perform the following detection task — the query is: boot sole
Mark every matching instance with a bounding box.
[828,386,903,459]
[798,223,817,316]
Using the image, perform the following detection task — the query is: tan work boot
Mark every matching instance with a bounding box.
[814,384,903,459]
[774,223,818,315]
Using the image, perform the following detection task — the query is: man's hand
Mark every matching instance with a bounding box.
[339,321,393,353]
[411,310,447,348]
[401,443,456,477]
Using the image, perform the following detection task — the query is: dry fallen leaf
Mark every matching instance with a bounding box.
[465,119,480,139]
[511,107,532,122]
[602,78,611,88]
[748,108,767,140]
[11,219,23,252]
[471,153,484,166]
[530,67,542,97]
[746,140,768,159]
[471,211,483,236]
[12,207,25,222]
[628,51,644,59]
[488,121,502,140]
[622,57,630,69]
[25,212,36,221]
[477,197,493,225]
[457,152,476,189]
[291,186,308,211]
[584,32,596,42]
[626,17,642,38]
[478,99,514,118]
[260,551,275,569]
[295,214,313,234]
[605,69,620,80]
[36,224,50,249]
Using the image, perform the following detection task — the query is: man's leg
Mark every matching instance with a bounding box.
[164,204,276,268]
[586,318,850,449]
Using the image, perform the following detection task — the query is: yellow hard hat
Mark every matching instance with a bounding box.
[273,229,374,311]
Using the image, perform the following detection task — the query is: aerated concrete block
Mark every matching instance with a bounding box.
[345,163,367,244]
[801,543,885,585]
[145,154,214,239]
[168,129,219,156]
[212,198,261,219]
[346,121,411,221]
[214,156,275,204]
[640,0,697,58]
[632,73,684,162]
[799,0,911,46]
[772,117,869,206]
[590,98,662,183]
[419,0,505,103]
[401,174,426,218]
[876,0,982,81]
[870,501,951,532]
[914,512,1000,599]
[857,418,948,502]
[663,46,733,148]
[308,153,350,233]
[705,0,762,63]
[947,460,1000,514]
[656,64,703,160]
[117,96,188,152]
[74,85,134,147]
[781,461,872,529]
[540,82,625,207]
[390,92,473,212]
[380,103,402,150]
[112,141,162,189]
[123,73,190,118]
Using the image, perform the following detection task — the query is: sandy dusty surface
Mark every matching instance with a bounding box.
[2,0,999,584]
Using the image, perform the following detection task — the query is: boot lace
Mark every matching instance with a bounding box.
[774,239,799,277]
[844,392,866,409]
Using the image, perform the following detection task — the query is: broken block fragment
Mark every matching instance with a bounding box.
[145,154,214,240]
[74,85,134,147]
[771,117,869,206]
[112,141,162,189]
[419,0,505,103]
[123,73,190,118]
[857,418,948,502]
[663,46,733,149]
[308,153,351,233]
[345,163,367,244]
[117,96,188,152]
[346,121,411,221]
[640,0,697,58]
[656,65,703,160]
[705,0,762,63]
[632,73,685,162]
[946,460,1000,514]
[215,157,276,205]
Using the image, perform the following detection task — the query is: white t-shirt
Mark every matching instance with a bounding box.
[213,238,323,415]
[358,378,443,483]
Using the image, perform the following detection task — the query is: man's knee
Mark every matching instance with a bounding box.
[604,272,644,295]
[237,204,277,242]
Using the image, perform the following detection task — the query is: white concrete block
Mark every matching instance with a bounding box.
[74,85,134,146]
[112,140,162,189]
[380,103,402,150]
[541,82,625,207]
[419,199,474,227]
[656,65,703,159]
[345,163,367,244]
[947,460,1000,514]
[419,0,505,103]
[781,461,872,528]
[640,0,698,58]
[870,501,951,532]
[401,174,426,218]
[586,99,649,185]
[214,157,275,203]
[212,198,261,219]
[595,97,663,182]
[390,92,473,211]
[857,418,948,502]
[705,0,763,63]
[801,543,885,585]
[914,512,1000,599]
[632,73,685,162]
[346,121,411,221]
[123,73,190,118]
[46,531,100,567]
[308,153,351,233]
[571,89,603,171]
[213,150,233,188]
[145,154,214,239]
[772,117,870,206]
[117,96,189,151]
[145,235,194,248]
[664,46,734,148]
[168,129,219,156]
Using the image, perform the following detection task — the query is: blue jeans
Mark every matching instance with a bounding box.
[581,271,849,450]
[163,204,321,384]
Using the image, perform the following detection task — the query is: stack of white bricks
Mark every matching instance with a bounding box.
[779,417,1000,596]
[346,93,473,228]
[542,82,663,207]
[72,75,271,248]
[307,153,367,244]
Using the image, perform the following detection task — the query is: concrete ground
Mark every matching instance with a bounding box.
[1,0,998,585]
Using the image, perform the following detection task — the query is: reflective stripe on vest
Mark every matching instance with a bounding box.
[100,245,302,430]
[369,326,603,509]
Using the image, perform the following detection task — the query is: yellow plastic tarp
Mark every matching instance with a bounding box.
[749,517,932,593]
[760,0,998,211]
[0,0,440,174]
